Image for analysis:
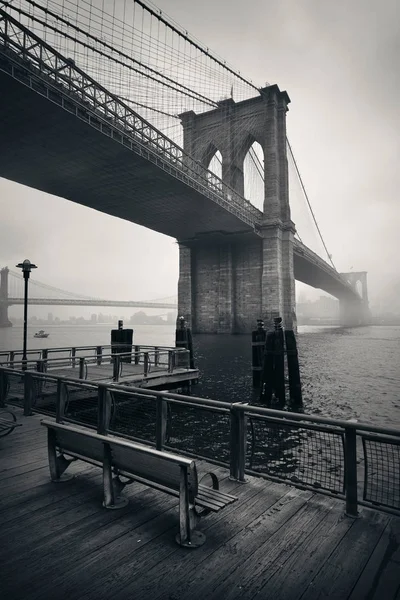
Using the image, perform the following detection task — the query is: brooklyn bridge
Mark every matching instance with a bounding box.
[0,1,370,331]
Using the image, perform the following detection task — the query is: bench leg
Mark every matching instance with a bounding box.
[175,466,206,549]
[47,429,74,482]
[102,443,129,509]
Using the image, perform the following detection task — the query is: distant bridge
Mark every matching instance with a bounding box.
[0,267,177,326]
[6,298,177,309]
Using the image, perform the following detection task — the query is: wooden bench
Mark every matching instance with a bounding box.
[0,409,22,438]
[40,419,237,548]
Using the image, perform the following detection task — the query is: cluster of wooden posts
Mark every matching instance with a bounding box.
[252,317,302,409]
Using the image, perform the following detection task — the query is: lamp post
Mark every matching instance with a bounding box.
[16,259,37,370]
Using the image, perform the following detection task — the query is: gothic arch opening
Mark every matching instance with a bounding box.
[207,149,223,180]
[355,280,363,298]
[243,141,264,211]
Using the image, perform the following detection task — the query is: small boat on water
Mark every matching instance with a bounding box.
[34,330,50,339]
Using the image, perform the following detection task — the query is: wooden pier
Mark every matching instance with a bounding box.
[0,344,199,390]
[46,362,199,389]
[1,409,399,600]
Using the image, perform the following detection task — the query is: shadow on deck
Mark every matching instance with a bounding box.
[1,410,399,600]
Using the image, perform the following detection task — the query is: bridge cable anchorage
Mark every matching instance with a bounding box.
[286,137,336,269]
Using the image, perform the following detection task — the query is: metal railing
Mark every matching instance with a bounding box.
[1,366,399,517]
[0,9,261,229]
[0,346,190,382]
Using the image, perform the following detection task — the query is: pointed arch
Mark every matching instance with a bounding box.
[201,142,223,174]
[243,140,264,211]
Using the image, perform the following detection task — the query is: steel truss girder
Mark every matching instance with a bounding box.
[0,9,262,230]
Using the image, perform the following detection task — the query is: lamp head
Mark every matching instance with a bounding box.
[16,259,38,274]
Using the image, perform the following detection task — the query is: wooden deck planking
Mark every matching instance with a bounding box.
[0,409,399,600]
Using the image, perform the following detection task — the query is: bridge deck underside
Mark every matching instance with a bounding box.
[0,71,359,304]
[293,253,355,301]
[0,72,252,240]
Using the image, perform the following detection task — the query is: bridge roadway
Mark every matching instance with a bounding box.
[0,15,359,304]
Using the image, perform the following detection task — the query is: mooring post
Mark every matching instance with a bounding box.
[251,319,266,388]
[175,316,195,369]
[259,331,275,405]
[285,330,302,408]
[273,318,285,407]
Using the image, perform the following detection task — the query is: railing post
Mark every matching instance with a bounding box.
[344,427,359,517]
[229,403,248,482]
[229,407,239,480]
[79,357,85,380]
[23,372,34,416]
[134,345,140,365]
[168,350,175,373]
[36,359,45,373]
[98,385,112,435]
[9,351,14,369]
[144,352,149,377]
[71,347,76,368]
[156,397,168,451]
[112,355,120,382]
[0,370,7,408]
[42,349,48,363]
[96,346,102,366]
[154,347,159,367]
[56,380,68,423]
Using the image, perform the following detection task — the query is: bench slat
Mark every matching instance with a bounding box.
[196,496,226,511]
[196,491,229,509]
[198,484,237,502]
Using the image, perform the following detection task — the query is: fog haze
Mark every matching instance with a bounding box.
[1,0,399,316]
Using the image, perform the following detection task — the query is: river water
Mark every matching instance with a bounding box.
[1,324,399,428]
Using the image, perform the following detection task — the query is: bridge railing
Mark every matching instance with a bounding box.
[1,366,399,517]
[0,9,261,229]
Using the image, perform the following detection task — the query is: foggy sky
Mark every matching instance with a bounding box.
[1,0,399,315]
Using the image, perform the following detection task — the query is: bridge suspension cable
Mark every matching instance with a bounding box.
[2,0,334,270]
[286,138,336,269]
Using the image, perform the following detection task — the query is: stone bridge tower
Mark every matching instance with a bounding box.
[339,271,371,326]
[177,84,296,333]
[0,267,12,327]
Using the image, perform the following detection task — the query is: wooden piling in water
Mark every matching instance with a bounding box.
[175,316,195,369]
[285,330,302,408]
[258,317,302,409]
[251,319,266,388]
